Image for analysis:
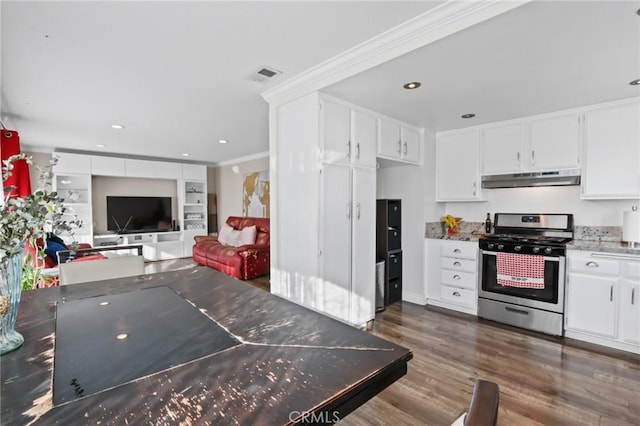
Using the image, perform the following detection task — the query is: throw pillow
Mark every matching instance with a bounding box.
[218,223,235,246]
[237,225,257,246]
[44,241,68,263]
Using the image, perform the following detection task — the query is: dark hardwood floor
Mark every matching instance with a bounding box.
[146,260,640,425]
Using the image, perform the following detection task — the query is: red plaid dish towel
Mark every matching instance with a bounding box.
[496,252,545,289]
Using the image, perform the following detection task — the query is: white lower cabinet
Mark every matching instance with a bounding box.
[565,250,640,354]
[425,239,478,315]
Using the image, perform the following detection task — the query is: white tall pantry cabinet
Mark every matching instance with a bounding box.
[274,92,376,326]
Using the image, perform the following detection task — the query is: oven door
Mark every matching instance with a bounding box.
[478,250,565,313]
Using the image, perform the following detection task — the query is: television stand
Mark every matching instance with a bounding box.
[93,231,184,261]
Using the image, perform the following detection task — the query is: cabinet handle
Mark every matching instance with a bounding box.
[453,291,461,297]
[473,182,477,196]
[610,285,613,302]
[347,203,351,219]
[453,249,461,253]
[531,150,535,166]
[586,261,599,268]
[403,141,408,155]
[397,140,402,154]
[347,140,351,156]
[356,142,360,159]
[516,152,520,166]
[632,288,636,305]
[356,202,361,220]
[453,275,461,280]
[453,261,461,267]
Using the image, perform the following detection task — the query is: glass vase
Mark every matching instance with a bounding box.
[0,250,25,355]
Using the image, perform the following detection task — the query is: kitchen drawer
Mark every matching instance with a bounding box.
[440,285,475,307]
[388,277,402,304]
[388,252,402,279]
[627,261,640,279]
[441,269,477,290]
[387,228,401,251]
[568,254,619,276]
[440,256,477,273]
[440,240,477,260]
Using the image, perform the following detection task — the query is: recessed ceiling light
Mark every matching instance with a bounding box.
[110,124,125,129]
[99,301,110,306]
[630,79,640,86]
[115,333,128,340]
[218,139,228,144]
[461,113,476,119]
[181,153,190,157]
[403,82,421,90]
[96,144,106,148]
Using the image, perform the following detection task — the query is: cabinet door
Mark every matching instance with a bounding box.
[351,109,377,168]
[481,123,525,174]
[620,279,640,344]
[320,99,351,165]
[401,126,421,163]
[182,164,207,180]
[125,159,156,178]
[320,164,352,322]
[566,273,617,338]
[91,155,126,176]
[436,130,482,201]
[582,101,640,199]
[378,118,401,158]
[52,153,91,175]
[351,167,376,325]
[529,114,581,171]
[156,161,183,180]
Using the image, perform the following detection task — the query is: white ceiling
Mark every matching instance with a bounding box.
[325,0,640,131]
[2,1,639,166]
[0,1,440,164]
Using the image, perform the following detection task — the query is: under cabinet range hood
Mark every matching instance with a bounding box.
[481,169,581,189]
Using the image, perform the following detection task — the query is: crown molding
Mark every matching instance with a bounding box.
[262,0,530,106]
[212,151,269,167]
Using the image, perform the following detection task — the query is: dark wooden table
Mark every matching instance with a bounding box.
[1,267,411,425]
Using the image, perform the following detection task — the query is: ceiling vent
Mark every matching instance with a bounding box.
[248,66,282,83]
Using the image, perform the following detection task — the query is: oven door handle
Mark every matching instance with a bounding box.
[481,251,561,262]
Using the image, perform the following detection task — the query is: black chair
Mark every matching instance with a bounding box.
[452,380,500,426]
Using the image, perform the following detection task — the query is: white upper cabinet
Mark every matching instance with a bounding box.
[91,155,126,176]
[529,113,581,171]
[351,109,377,168]
[377,117,421,164]
[52,152,91,175]
[320,98,351,165]
[436,129,483,202]
[481,113,581,174]
[481,123,525,174]
[182,164,207,180]
[581,99,640,199]
[125,159,156,178]
[155,161,183,180]
[378,118,401,158]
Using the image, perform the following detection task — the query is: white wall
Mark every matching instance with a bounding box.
[212,155,269,230]
[444,186,638,226]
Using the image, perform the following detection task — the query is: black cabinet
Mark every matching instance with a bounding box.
[376,199,402,306]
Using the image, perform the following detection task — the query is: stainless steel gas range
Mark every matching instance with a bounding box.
[478,213,574,336]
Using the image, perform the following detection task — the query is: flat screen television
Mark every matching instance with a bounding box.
[106,196,172,234]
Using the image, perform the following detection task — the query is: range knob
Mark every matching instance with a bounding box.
[532,247,541,254]
[514,245,522,252]
[544,247,553,255]
[497,244,505,250]
[487,243,495,249]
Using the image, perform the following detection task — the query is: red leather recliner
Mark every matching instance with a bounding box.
[192,216,270,280]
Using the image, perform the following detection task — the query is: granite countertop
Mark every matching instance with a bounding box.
[567,240,640,256]
[1,267,412,425]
